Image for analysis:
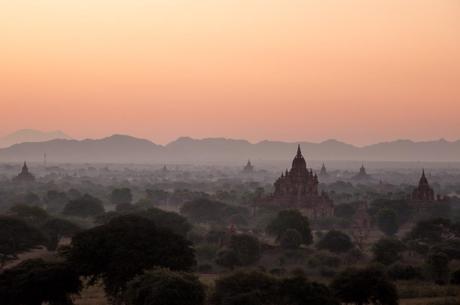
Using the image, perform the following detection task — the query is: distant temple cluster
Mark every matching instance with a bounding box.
[263,146,334,219]
[13,162,35,183]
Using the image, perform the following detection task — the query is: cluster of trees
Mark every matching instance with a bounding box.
[0,205,81,267]
[180,198,249,226]
[0,214,196,305]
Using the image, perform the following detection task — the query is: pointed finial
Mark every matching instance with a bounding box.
[297,144,302,156]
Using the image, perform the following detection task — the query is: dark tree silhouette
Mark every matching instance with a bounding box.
[372,237,406,265]
[8,204,50,226]
[0,216,46,268]
[66,215,195,303]
[95,207,191,236]
[317,230,354,253]
[377,208,399,236]
[331,266,398,305]
[125,268,205,305]
[211,270,279,305]
[62,194,105,218]
[40,218,81,251]
[229,234,261,266]
[280,229,303,249]
[110,188,133,205]
[0,259,81,305]
[266,210,313,245]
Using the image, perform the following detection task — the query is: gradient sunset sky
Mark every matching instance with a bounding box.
[1,0,459,145]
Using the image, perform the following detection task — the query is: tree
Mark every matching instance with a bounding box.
[386,263,423,281]
[377,208,399,236]
[405,218,455,244]
[317,230,354,254]
[110,188,133,205]
[215,249,239,270]
[426,251,450,284]
[334,203,356,219]
[229,234,261,266]
[94,207,192,237]
[62,194,105,218]
[66,215,195,303]
[0,259,81,305]
[431,239,460,260]
[370,199,412,225]
[266,210,313,245]
[8,204,50,226]
[280,229,302,249]
[450,268,460,284]
[125,268,205,305]
[45,190,69,213]
[0,216,46,268]
[211,270,279,305]
[180,198,248,224]
[40,218,81,251]
[404,218,459,255]
[331,266,398,305]
[278,274,339,305]
[212,270,339,305]
[372,237,406,265]
[141,208,192,236]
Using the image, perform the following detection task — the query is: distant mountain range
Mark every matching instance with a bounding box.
[0,133,459,163]
[0,129,71,148]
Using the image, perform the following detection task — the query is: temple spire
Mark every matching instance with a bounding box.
[296,144,302,157]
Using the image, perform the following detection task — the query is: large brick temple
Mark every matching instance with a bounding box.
[263,145,334,219]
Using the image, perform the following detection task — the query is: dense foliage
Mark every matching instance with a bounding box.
[66,215,196,302]
[0,216,46,267]
[63,194,105,218]
[125,268,205,305]
[331,266,398,305]
[266,210,313,245]
[317,230,354,253]
[0,259,81,305]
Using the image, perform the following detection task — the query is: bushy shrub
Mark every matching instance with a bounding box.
[280,229,302,249]
[386,263,423,281]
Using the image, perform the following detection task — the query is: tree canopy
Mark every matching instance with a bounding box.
[8,204,50,226]
[0,259,81,305]
[125,268,205,305]
[180,198,248,224]
[266,210,313,245]
[110,188,133,205]
[95,207,191,236]
[62,194,105,218]
[377,208,399,236]
[212,270,338,305]
[331,266,398,305]
[317,230,354,253]
[40,218,81,251]
[66,215,196,302]
[372,237,406,265]
[0,216,46,268]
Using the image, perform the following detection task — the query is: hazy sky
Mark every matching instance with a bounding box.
[1,0,459,145]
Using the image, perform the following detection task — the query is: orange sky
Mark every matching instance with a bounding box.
[1,0,459,145]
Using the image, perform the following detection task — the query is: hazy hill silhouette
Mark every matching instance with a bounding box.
[0,134,459,163]
[0,129,71,148]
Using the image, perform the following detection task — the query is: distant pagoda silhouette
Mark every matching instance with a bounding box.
[13,161,35,183]
[262,145,334,218]
[319,163,328,177]
[242,160,254,173]
[411,169,435,201]
[352,164,371,181]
